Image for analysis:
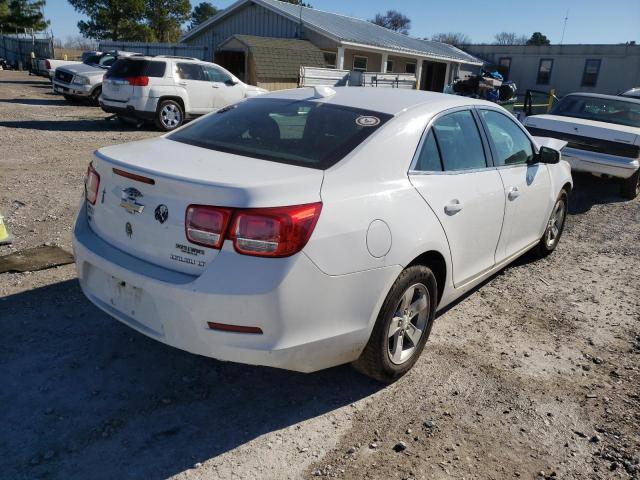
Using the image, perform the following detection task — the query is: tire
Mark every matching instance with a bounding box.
[535,190,568,257]
[90,86,101,106]
[353,265,438,383]
[154,99,184,131]
[620,169,640,200]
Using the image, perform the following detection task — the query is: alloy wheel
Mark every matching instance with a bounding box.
[387,283,430,365]
[545,198,566,248]
[161,104,182,129]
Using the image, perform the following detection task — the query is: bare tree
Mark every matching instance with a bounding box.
[64,35,97,50]
[494,32,528,45]
[430,32,471,48]
[369,10,411,35]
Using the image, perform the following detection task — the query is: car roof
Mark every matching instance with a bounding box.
[261,87,497,116]
[563,92,640,105]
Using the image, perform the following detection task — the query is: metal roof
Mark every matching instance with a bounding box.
[182,0,483,65]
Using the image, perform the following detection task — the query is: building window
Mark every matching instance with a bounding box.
[405,62,417,74]
[498,57,511,81]
[353,55,368,71]
[323,51,336,69]
[385,60,394,72]
[536,58,553,85]
[581,59,601,87]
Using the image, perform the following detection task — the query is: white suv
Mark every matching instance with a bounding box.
[100,56,267,131]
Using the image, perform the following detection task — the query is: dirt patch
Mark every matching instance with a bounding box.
[0,71,638,480]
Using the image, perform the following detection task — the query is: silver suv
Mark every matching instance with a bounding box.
[100,56,267,131]
[53,51,139,105]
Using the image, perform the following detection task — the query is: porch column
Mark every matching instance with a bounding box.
[337,46,345,70]
[443,62,451,92]
[415,59,423,90]
[381,52,388,73]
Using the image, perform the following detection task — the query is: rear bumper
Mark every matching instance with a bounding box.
[562,147,639,179]
[100,100,156,121]
[72,203,398,372]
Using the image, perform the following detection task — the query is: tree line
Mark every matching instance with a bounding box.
[369,9,551,47]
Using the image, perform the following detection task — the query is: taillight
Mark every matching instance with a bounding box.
[85,163,100,205]
[45,60,51,69]
[185,205,232,249]
[127,76,149,86]
[184,203,322,257]
[229,203,322,257]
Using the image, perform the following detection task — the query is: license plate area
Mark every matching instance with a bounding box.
[84,263,164,337]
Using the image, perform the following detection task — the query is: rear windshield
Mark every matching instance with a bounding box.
[168,98,392,169]
[551,95,640,128]
[106,59,166,78]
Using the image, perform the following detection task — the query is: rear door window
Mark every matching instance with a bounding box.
[177,63,206,81]
[168,98,392,169]
[432,110,487,171]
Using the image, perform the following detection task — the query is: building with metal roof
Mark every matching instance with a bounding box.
[181,0,483,91]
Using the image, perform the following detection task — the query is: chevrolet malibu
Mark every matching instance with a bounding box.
[73,87,572,382]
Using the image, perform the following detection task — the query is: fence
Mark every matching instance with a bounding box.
[98,41,208,60]
[0,33,54,69]
[361,72,416,89]
[299,66,416,89]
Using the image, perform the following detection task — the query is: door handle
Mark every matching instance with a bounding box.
[211,84,219,88]
[508,187,520,201]
[444,200,463,215]
[178,81,187,86]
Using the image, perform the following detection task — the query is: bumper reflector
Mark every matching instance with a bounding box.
[207,322,263,334]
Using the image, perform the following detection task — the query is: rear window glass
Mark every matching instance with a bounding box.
[106,59,166,78]
[551,95,640,128]
[168,98,393,169]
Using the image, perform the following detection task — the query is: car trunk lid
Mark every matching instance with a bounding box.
[525,114,640,158]
[87,137,324,275]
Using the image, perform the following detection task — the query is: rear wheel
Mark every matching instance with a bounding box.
[620,169,640,200]
[155,100,184,131]
[353,265,437,383]
[535,190,568,257]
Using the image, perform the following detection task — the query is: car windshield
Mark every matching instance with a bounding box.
[551,95,640,128]
[168,98,393,169]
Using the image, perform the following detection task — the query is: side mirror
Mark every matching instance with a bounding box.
[534,146,560,164]
[225,79,238,86]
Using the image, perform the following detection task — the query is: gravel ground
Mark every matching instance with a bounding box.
[1,71,639,480]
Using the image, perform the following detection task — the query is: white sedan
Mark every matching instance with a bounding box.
[73,87,572,382]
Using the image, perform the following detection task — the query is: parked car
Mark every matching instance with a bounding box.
[35,57,81,80]
[620,87,640,99]
[100,55,267,131]
[524,93,640,199]
[52,51,140,105]
[73,88,572,382]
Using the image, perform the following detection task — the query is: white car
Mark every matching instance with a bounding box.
[621,88,640,99]
[73,88,572,382]
[35,58,81,80]
[53,51,140,105]
[100,55,267,131]
[525,93,640,199]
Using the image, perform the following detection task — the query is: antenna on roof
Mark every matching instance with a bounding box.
[560,10,569,45]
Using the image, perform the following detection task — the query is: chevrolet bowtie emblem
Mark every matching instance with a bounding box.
[120,187,145,214]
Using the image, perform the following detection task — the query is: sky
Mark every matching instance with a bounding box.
[44,0,639,45]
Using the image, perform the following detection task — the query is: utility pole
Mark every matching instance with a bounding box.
[560,10,569,45]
